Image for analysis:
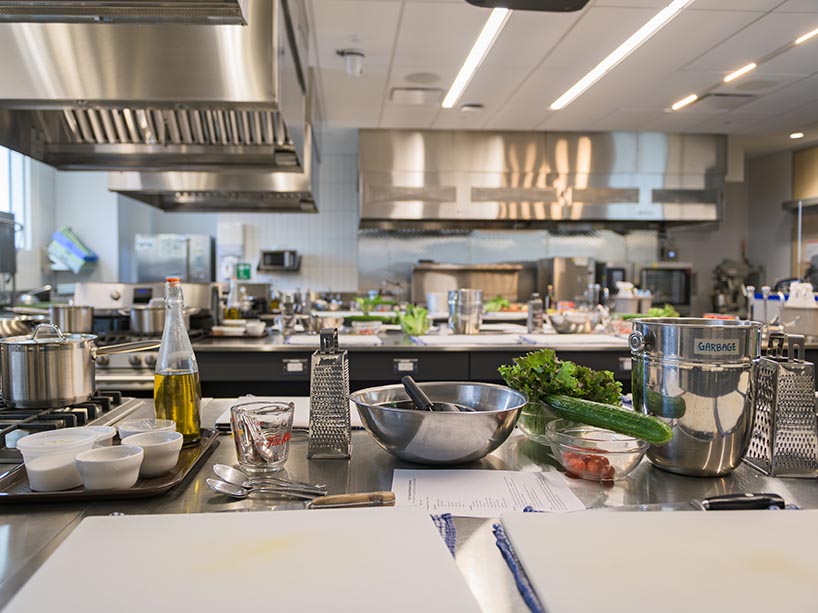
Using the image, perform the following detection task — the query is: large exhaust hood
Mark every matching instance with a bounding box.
[0,1,249,24]
[0,0,318,213]
[359,130,725,231]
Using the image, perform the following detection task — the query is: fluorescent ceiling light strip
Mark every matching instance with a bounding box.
[723,62,756,83]
[795,27,818,45]
[671,93,697,111]
[550,0,695,111]
[442,8,511,109]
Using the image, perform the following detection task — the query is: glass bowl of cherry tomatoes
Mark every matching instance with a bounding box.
[545,419,648,481]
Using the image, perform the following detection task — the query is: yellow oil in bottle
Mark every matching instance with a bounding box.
[154,370,202,445]
[224,306,241,320]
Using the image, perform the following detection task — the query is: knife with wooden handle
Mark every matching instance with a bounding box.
[592,493,786,512]
[306,491,396,510]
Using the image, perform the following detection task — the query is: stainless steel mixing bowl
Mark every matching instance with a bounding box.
[349,381,527,465]
[548,310,601,334]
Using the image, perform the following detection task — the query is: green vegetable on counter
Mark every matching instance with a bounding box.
[355,295,396,315]
[499,349,622,407]
[543,395,673,445]
[398,305,431,336]
[620,304,680,320]
[498,348,671,445]
[484,295,510,313]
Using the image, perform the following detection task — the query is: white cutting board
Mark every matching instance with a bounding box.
[7,508,480,613]
[502,510,818,613]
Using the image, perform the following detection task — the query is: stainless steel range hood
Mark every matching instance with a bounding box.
[0,0,318,212]
[0,1,249,24]
[0,0,306,172]
[359,130,725,231]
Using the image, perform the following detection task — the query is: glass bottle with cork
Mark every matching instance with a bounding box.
[224,276,241,320]
[154,277,201,445]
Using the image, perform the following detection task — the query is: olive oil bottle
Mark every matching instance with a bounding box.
[154,277,201,445]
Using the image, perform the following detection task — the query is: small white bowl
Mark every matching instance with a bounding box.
[117,418,176,440]
[244,320,266,336]
[121,431,184,477]
[75,445,144,490]
[26,455,84,492]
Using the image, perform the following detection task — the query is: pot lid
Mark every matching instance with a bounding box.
[0,323,95,346]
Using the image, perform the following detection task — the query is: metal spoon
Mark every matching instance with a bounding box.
[213,464,326,494]
[206,478,321,501]
[401,376,472,412]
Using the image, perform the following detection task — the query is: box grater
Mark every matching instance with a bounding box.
[307,328,351,459]
[745,332,818,477]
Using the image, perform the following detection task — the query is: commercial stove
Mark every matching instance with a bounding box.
[93,330,208,393]
[0,393,145,463]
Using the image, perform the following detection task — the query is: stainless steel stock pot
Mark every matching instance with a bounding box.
[0,324,159,408]
[629,318,762,477]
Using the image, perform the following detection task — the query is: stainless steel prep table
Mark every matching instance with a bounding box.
[193,332,632,396]
[1,398,817,612]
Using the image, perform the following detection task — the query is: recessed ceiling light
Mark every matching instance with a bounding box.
[549,0,695,110]
[671,93,698,111]
[795,27,818,45]
[790,132,805,139]
[723,62,757,83]
[460,103,484,113]
[442,8,511,109]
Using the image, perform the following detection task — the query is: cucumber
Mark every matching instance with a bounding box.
[543,394,673,445]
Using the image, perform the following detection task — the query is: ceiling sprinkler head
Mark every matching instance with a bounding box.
[337,49,365,78]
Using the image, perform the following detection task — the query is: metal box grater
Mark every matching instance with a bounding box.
[745,332,818,477]
[307,328,351,459]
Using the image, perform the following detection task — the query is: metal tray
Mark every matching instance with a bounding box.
[0,428,220,503]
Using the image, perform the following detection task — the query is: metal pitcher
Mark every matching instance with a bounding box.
[628,318,761,477]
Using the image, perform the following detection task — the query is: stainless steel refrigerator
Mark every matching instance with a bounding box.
[135,234,213,283]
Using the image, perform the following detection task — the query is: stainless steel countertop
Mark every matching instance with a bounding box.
[1,399,816,611]
[193,332,628,352]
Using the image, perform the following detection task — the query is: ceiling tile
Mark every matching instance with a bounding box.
[481,9,583,69]
[691,0,786,10]
[379,105,440,129]
[641,109,727,132]
[685,12,817,73]
[593,0,667,7]
[388,65,456,89]
[483,105,551,130]
[738,73,818,114]
[391,2,488,67]
[589,108,669,131]
[776,0,818,12]
[756,37,818,74]
[319,67,387,127]
[540,6,658,68]
[311,0,402,67]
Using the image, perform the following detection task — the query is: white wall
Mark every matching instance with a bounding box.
[14,159,55,289]
[114,128,360,291]
[53,171,120,283]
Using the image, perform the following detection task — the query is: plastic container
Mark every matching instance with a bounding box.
[121,430,184,477]
[117,418,176,440]
[546,419,648,481]
[75,445,144,490]
[17,428,98,491]
[82,425,116,447]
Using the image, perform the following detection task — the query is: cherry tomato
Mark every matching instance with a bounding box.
[586,459,603,475]
[602,465,616,480]
[562,451,578,462]
[566,457,586,475]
